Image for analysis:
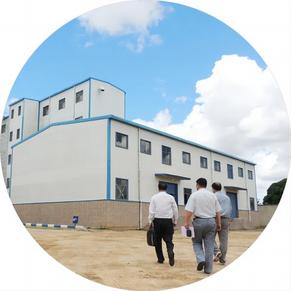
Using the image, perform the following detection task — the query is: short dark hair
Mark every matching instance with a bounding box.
[212,182,222,191]
[196,178,207,187]
[158,182,167,191]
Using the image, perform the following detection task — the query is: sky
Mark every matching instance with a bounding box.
[5,0,289,201]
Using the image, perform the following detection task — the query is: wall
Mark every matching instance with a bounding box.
[11,119,108,203]
[0,117,9,183]
[39,80,90,129]
[110,119,256,210]
[90,80,125,118]
[13,202,277,230]
[23,99,39,138]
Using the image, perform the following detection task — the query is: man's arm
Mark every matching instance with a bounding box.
[216,211,221,232]
[184,210,193,229]
[214,197,222,231]
[172,198,179,225]
[148,197,155,224]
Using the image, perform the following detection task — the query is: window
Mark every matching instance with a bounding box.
[11,109,14,119]
[140,139,151,155]
[162,145,171,165]
[18,106,21,116]
[250,197,255,211]
[1,124,6,134]
[227,164,234,179]
[200,156,208,169]
[238,167,244,177]
[116,178,128,200]
[115,132,128,149]
[184,188,192,205]
[58,98,66,110]
[75,90,83,103]
[214,160,221,172]
[75,116,83,120]
[248,170,253,180]
[6,178,10,189]
[43,105,49,116]
[16,128,20,139]
[182,151,191,165]
[8,154,11,165]
[9,131,13,142]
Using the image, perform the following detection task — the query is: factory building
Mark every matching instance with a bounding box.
[0,78,257,228]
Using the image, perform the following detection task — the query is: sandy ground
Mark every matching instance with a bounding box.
[28,228,262,290]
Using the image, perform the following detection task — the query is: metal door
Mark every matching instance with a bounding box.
[226,192,239,218]
[161,181,178,204]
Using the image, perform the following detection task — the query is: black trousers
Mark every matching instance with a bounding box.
[153,218,174,262]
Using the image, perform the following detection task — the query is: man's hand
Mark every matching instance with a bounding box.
[184,223,190,229]
[216,224,222,232]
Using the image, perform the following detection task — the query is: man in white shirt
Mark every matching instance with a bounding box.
[212,182,232,265]
[184,178,222,274]
[149,182,179,266]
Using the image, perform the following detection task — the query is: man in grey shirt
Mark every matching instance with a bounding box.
[212,182,232,265]
[184,178,221,274]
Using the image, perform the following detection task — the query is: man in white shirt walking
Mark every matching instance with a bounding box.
[184,178,222,274]
[149,182,179,266]
[212,182,232,265]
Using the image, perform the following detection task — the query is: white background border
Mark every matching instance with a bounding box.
[0,1,290,290]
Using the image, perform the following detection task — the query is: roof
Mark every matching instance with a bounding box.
[12,114,256,165]
[155,173,191,180]
[8,77,126,107]
[224,186,248,191]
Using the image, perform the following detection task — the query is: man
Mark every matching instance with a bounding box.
[184,178,221,274]
[212,182,232,265]
[148,182,179,266]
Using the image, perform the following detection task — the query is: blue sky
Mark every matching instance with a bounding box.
[7,1,265,123]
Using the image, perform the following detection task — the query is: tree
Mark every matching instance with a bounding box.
[263,178,287,205]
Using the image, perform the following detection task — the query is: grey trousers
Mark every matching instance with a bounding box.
[214,217,230,260]
[192,218,216,273]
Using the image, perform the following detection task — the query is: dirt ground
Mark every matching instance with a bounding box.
[28,228,262,290]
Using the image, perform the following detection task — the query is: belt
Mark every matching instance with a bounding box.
[221,216,230,219]
[194,217,215,219]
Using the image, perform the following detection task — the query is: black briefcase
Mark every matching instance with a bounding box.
[147,223,155,246]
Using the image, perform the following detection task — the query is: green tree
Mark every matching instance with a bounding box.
[263,178,287,205]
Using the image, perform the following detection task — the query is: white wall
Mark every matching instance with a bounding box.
[0,117,9,183]
[23,99,39,138]
[11,119,107,203]
[90,79,125,118]
[110,120,139,201]
[39,80,90,130]
[111,120,257,209]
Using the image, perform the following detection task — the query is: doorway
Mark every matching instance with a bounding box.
[161,181,178,204]
[226,191,239,218]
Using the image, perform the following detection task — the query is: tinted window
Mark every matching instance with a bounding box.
[116,132,128,149]
[200,156,208,169]
[182,152,191,164]
[140,139,151,155]
[116,178,128,200]
[162,146,171,165]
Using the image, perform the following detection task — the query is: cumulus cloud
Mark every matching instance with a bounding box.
[134,55,290,201]
[79,0,171,52]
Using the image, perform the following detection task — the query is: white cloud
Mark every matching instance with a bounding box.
[134,55,290,201]
[79,0,171,52]
[175,96,188,104]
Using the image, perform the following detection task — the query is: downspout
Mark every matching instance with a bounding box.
[137,127,142,229]
[244,162,251,222]
[210,152,214,185]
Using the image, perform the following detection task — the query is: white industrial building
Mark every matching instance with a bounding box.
[0,78,257,228]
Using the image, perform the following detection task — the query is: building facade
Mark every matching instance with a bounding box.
[0,78,257,229]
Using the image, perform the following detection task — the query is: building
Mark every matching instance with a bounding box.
[0,78,258,229]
